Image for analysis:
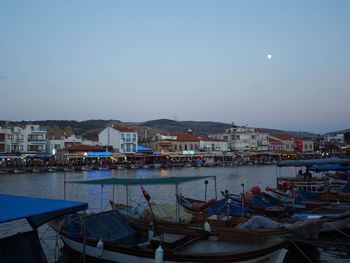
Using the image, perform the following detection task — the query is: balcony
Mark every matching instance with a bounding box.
[28,139,47,143]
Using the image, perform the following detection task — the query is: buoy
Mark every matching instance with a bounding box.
[204,221,211,232]
[96,238,104,258]
[155,245,164,263]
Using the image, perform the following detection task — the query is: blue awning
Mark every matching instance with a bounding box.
[137,146,153,151]
[0,194,88,228]
[309,165,350,172]
[277,158,350,167]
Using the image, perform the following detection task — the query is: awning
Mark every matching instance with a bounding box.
[277,158,350,167]
[137,146,153,151]
[309,165,350,172]
[67,176,215,186]
[0,194,88,229]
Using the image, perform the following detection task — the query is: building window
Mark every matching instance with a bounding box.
[174,145,177,151]
[121,134,125,141]
[190,144,193,150]
[179,145,182,150]
[132,134,136,142]
[252,135,256,139]
[223,136,228,140]
[126,134,130,142]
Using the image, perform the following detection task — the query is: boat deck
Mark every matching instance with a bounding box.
[182,239,260,253]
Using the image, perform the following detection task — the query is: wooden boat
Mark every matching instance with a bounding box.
[51,209,288,263]
[109,201,311,239]
[178,193,350,233]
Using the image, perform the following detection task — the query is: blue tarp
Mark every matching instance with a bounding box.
[309,165,350,172]
[0,194,88,228]
[137,146,153,151]
[277,158,350,167]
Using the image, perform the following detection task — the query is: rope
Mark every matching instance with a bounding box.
[290,239,313,263]
[323,221,350,239]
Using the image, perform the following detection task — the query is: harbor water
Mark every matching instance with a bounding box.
[0,165,349,262]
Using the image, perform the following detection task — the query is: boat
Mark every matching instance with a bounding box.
[81,166,93,171]
[109,201,318,240]
[32,168,47,173]
[98,166,110,170]
[276,158,350,194]
[0,194,87,263]
[179,192,350,233]
[13,169,26,173]
[51,209,288,263]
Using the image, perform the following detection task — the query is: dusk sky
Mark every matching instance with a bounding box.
[1,1,349,133]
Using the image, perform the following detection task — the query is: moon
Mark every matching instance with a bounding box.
[267,54,272,59]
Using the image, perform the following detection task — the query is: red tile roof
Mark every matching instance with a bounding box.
[269,138,283,144]
[113,126,135,132]
[269,134,303,141]
[198,136,228,142]
[62,145,106,152]
[159,132,200,141]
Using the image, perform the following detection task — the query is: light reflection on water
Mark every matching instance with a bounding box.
[0,165,348,263]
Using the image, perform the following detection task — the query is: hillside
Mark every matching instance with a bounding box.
[0,120,120,139]
[0,119,332,140]
[139,119,232,135]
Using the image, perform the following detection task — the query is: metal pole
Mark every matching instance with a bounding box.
[126,185,129,212]
[204,180,208,203]
[100,185,103,210]
[241,183,245,217]
[214,176,217,200]
[64,172,66,200]
[112,185,115,202]
[175,184,179,223]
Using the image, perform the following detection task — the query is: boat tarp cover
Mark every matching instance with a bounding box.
[67,176,215,185]
[142,203,193,224]
[0,230,48,263]
[207,198,249,216]
[0,194,88,228]
[309,165,350,172]
[64,210,138,245]
[277,158,350,167]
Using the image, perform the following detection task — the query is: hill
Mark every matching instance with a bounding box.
[139,119,232,135]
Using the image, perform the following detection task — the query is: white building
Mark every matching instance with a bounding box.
[48,135,98,154]
[198,136,229,152]
[0,125,47,153]
[99,126,138,153]
[268,134,314,153]
[210,125,259,152]
[327,133,345,144]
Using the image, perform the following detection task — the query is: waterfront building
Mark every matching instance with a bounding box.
[326,133,345,144]
[148,132,200,153]
[210,125,260,152]
[57,144,108,162]
[99,126,138,154]
[198,135,229,152]
[268,134,314,153]
[48,135,98,154]
[0,125,47,153]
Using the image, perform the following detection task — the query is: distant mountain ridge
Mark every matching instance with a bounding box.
[1,119,346,139]
[139,119,232,135]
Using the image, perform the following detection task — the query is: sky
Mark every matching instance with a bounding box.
[0,0,349,133]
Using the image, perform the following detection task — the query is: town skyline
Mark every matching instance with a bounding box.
[0,118,348,136]
[1,1,350,134]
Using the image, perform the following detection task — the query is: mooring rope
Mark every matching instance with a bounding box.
[323,221,350,239]
[290,239,313,263]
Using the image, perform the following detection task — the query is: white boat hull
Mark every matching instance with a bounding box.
[62,236,287,263]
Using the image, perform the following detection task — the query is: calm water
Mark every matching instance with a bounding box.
[0,165,349,263]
